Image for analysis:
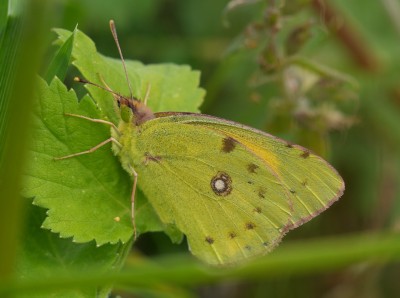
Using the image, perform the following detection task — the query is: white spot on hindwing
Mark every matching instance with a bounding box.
[214,179,226,191]
[211,171,232,196]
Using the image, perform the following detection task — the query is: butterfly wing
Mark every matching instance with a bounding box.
[131,113,344,265]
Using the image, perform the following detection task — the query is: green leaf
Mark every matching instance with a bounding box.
[23,25,204,248]
[54,28,205,123]
[16,202,127,298]
[0,0,7,36]
[43,27,76,84]
[0,16,20,163]
[23,78,162,245]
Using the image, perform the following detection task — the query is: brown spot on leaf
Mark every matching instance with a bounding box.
[247,163,259,173]
[302,179,308,186]
[285,142,294,148]
[290,189,296,194]
[229,232,237,239]
[258,188,266,199]
[221,137,236,153]
[245,245,252,251]
[254,207,262,213]
[205,236,214,244]
[245,222,256,230]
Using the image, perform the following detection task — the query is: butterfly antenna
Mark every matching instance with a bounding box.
[109,19,134,100]
[98,74,114,93]
[74,76,123,98]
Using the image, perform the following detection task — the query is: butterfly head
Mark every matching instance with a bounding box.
[116,94,155,125]
[73,76,155,126]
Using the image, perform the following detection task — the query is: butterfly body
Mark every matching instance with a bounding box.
[112,104,344,265]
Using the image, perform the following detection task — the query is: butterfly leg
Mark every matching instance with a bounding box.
[128,164,138,239]
[64,113,120,134]
[54,137,121,160]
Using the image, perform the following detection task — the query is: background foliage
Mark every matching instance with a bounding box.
[1,0,400,297]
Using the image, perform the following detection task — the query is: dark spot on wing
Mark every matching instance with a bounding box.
[300,150,310,158]
[247,163,259,173]
[144,152,161,164]
[205,236,214,244]
[254,207,262,213]
[245,222,256,230]
[229,232,237,239]
[211,172,232,196]
[221,137,236,153]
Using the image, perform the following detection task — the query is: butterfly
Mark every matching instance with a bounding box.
[56,20,345,266]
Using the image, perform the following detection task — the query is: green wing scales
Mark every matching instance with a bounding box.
[117,113,344,265]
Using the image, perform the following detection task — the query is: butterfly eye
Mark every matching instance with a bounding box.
[210,172,232,196]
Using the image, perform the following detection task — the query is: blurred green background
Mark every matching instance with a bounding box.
[1,0,400,297]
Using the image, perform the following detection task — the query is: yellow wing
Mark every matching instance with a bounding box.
[127,113,344,265]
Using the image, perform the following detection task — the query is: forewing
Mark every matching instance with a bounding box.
[184,114,345,228]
